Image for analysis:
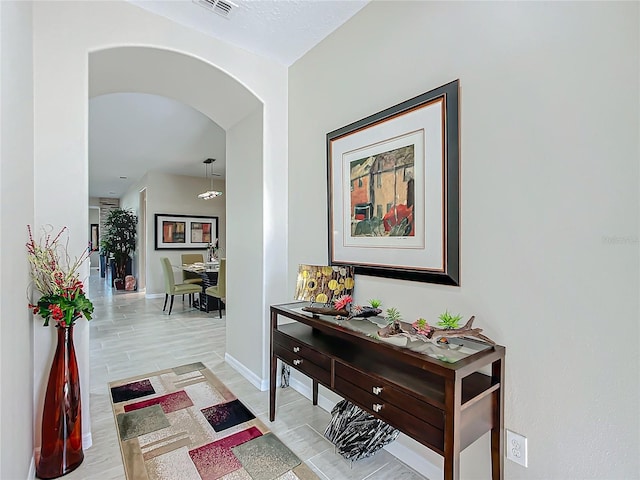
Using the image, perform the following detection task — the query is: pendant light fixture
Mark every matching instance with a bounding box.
[198,158,223,200]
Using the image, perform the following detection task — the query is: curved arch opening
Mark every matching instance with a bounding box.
[89,45,263,290]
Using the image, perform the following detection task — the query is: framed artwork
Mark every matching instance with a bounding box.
[327,79,460,286]
[154,214,218,250]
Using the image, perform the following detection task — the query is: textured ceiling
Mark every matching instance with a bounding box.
[89,1,369,198]
[129,0,369,66]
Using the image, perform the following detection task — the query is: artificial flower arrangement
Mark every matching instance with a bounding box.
[374,306,495,345]
[207,238,223,262]
[27,225,94,326]
[333,296,382,320]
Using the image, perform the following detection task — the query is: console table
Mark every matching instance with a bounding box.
[269,302,505,480]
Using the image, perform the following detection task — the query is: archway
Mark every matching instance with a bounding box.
[87,46,272,384]
[34,37,286,462]
[88,45,257,295]
[33,6,288,449]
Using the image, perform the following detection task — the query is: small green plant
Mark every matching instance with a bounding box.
[368,299,382,308]
[385,307,402,325]
[437,310,462,329]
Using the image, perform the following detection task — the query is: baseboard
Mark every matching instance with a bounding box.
[287,378,442,478]
[224,353,265,391]
[83,432,92,449]
[288,377,336,413]
[27,455,35,479]
[145,293,164,299]
[383,439,442,479]
[31,431,93,479]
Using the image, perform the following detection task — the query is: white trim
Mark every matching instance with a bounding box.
[288,376,336,413]
[145,293,165,299]
[383,440,442,479]
[286,378,442,478]
[30,433,93,479]
[83,432,92,449]
[224,353,266,390]
[27,455,35,479]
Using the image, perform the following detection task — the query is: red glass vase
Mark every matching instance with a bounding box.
[37,323,84,479]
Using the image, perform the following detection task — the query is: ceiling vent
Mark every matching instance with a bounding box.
[193,0,237,19]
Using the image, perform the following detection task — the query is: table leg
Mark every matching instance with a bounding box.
[444,452,461,480]
[312,380,318,406]
[491,358,505,480]
[444,377,461,480]
[269,310,277,422]
[269,356,277,421]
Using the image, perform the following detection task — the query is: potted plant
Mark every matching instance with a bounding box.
[102,208,137,289]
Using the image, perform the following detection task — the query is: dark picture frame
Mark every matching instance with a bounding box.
[327,80,460,286]
[154,214,218,250]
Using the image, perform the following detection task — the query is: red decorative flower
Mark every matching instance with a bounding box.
[333,294,353,311]
[50,304,63,321]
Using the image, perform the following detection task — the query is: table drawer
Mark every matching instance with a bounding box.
[334,374,444,453]
[334,361,444,430]
[274,343,331,386]
[273,330,331,370]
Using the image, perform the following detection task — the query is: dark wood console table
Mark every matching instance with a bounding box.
[269,302,505,480]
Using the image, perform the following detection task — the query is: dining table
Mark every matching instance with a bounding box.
[181,261,222,313]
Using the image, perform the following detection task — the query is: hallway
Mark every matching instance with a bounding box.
[61,270,427,480]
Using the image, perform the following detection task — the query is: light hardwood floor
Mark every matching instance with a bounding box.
[60,270,428,480]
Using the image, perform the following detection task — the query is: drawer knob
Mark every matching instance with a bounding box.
[293,359,303,366]
[293,346,300,353]
[372,403,383,413]
[372,386,383,395]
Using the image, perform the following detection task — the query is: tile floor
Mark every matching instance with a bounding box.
[63,270,428,480]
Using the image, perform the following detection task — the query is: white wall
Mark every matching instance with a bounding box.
[225,109,266,383]
[32,1,93,450]
[0,1,35,478]
[32,0,287,453]
[121,171,227,295]
[289,2,639,479]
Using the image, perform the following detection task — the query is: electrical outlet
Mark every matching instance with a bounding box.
[506,429,528,467]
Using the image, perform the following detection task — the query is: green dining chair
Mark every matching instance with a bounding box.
[160,257,202,315]
[181,253,204,306]
[181,253,204,285]
[205,258,225,318]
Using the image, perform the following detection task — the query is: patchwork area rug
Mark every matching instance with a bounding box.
[109,362,318,480]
